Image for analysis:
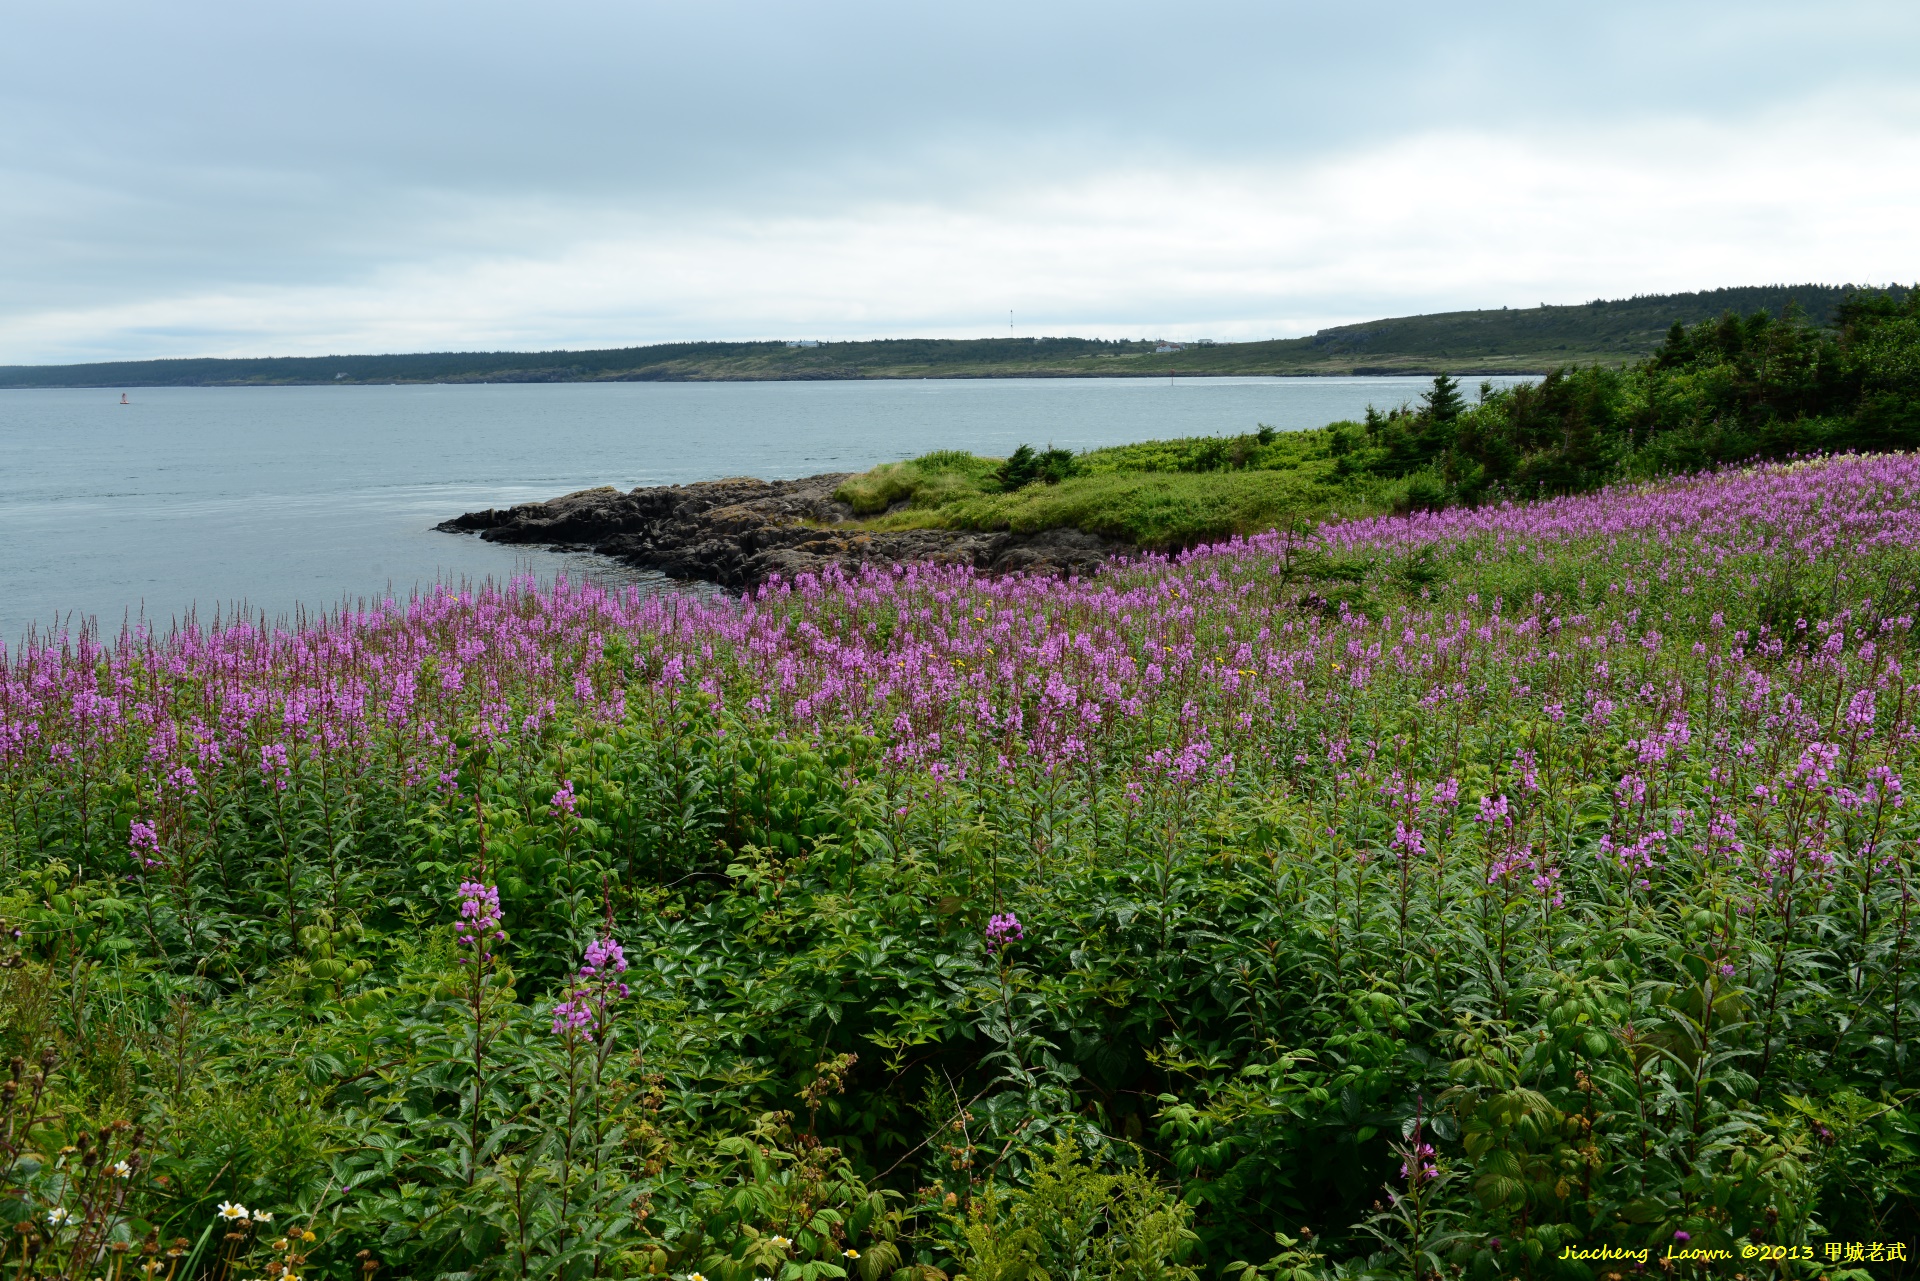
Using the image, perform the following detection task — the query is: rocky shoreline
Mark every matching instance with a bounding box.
[436,473,1124,590]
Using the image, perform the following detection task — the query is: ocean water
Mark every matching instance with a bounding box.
[0,375,1527,641]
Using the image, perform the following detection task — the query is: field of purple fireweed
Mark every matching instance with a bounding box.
[2,454,1919,1279]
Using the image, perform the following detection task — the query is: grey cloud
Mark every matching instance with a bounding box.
[2,0,1916,360]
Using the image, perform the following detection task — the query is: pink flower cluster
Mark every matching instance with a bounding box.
[128,820,161,871]
[985,913,1024,953]
[1400,1141,1438,1184]
[454,881,505,964]
[551,935,630,1040]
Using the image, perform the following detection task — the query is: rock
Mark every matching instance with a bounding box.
[437,474,1126,590]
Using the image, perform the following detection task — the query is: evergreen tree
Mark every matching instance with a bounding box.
[1422,373,1465,423]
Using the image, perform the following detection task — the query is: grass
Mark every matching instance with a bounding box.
[832,426,1406,548]
[832,449,1003,516]
[944,469,1380,545]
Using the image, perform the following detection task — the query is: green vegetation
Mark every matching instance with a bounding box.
[1279,284,1878,372]
[3,285,1903,387]
[834,451,1004,517]
[990,444,1080,491]
[949,469,1361,549]
[833,287,1920,548]
[832,427,1391,549]
[8,452,1920,1275]
[1364,288,1920,505]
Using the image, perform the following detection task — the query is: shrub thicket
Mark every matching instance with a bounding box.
[1368,289,1920,505]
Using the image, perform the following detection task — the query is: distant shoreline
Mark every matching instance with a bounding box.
[0,366,1550,390]
[0,283,1868,389]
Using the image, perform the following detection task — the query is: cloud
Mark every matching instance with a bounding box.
[2,1,1917,362]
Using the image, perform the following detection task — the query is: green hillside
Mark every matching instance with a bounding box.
[0,283,1900,387]
[1282,283,1868,368]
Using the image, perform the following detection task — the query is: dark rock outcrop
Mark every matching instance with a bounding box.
[437,474,1123,590]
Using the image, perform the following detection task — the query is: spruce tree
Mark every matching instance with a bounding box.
[1422,373,1465,424]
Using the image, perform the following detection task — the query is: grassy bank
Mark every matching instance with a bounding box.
[834,433,1392,548]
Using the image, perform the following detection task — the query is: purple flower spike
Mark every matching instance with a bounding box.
[128,820,162,870]
[1672,1231,1690,1242]
[552,933,629,1041]
[582,936,627,977]
[551,998,595,1037]
[985,912,1024,953]
[1399,1141,1438,1183]
[454,881,503,963]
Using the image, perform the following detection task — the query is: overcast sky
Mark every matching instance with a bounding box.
[3,0,1917,364]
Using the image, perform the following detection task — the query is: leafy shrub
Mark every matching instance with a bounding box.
[993,445,1080,491]
[948,1142,1197,1281]
[1397,469,1446,513]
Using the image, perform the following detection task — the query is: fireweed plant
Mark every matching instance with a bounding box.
[1,455,1919,1277]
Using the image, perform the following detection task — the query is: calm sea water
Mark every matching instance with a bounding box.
[0,376,1527,642]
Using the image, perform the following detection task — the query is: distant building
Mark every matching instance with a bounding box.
[1155,341,1185,353]
[785,340,820,349]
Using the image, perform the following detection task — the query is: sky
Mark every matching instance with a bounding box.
[2,0,1917,365]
